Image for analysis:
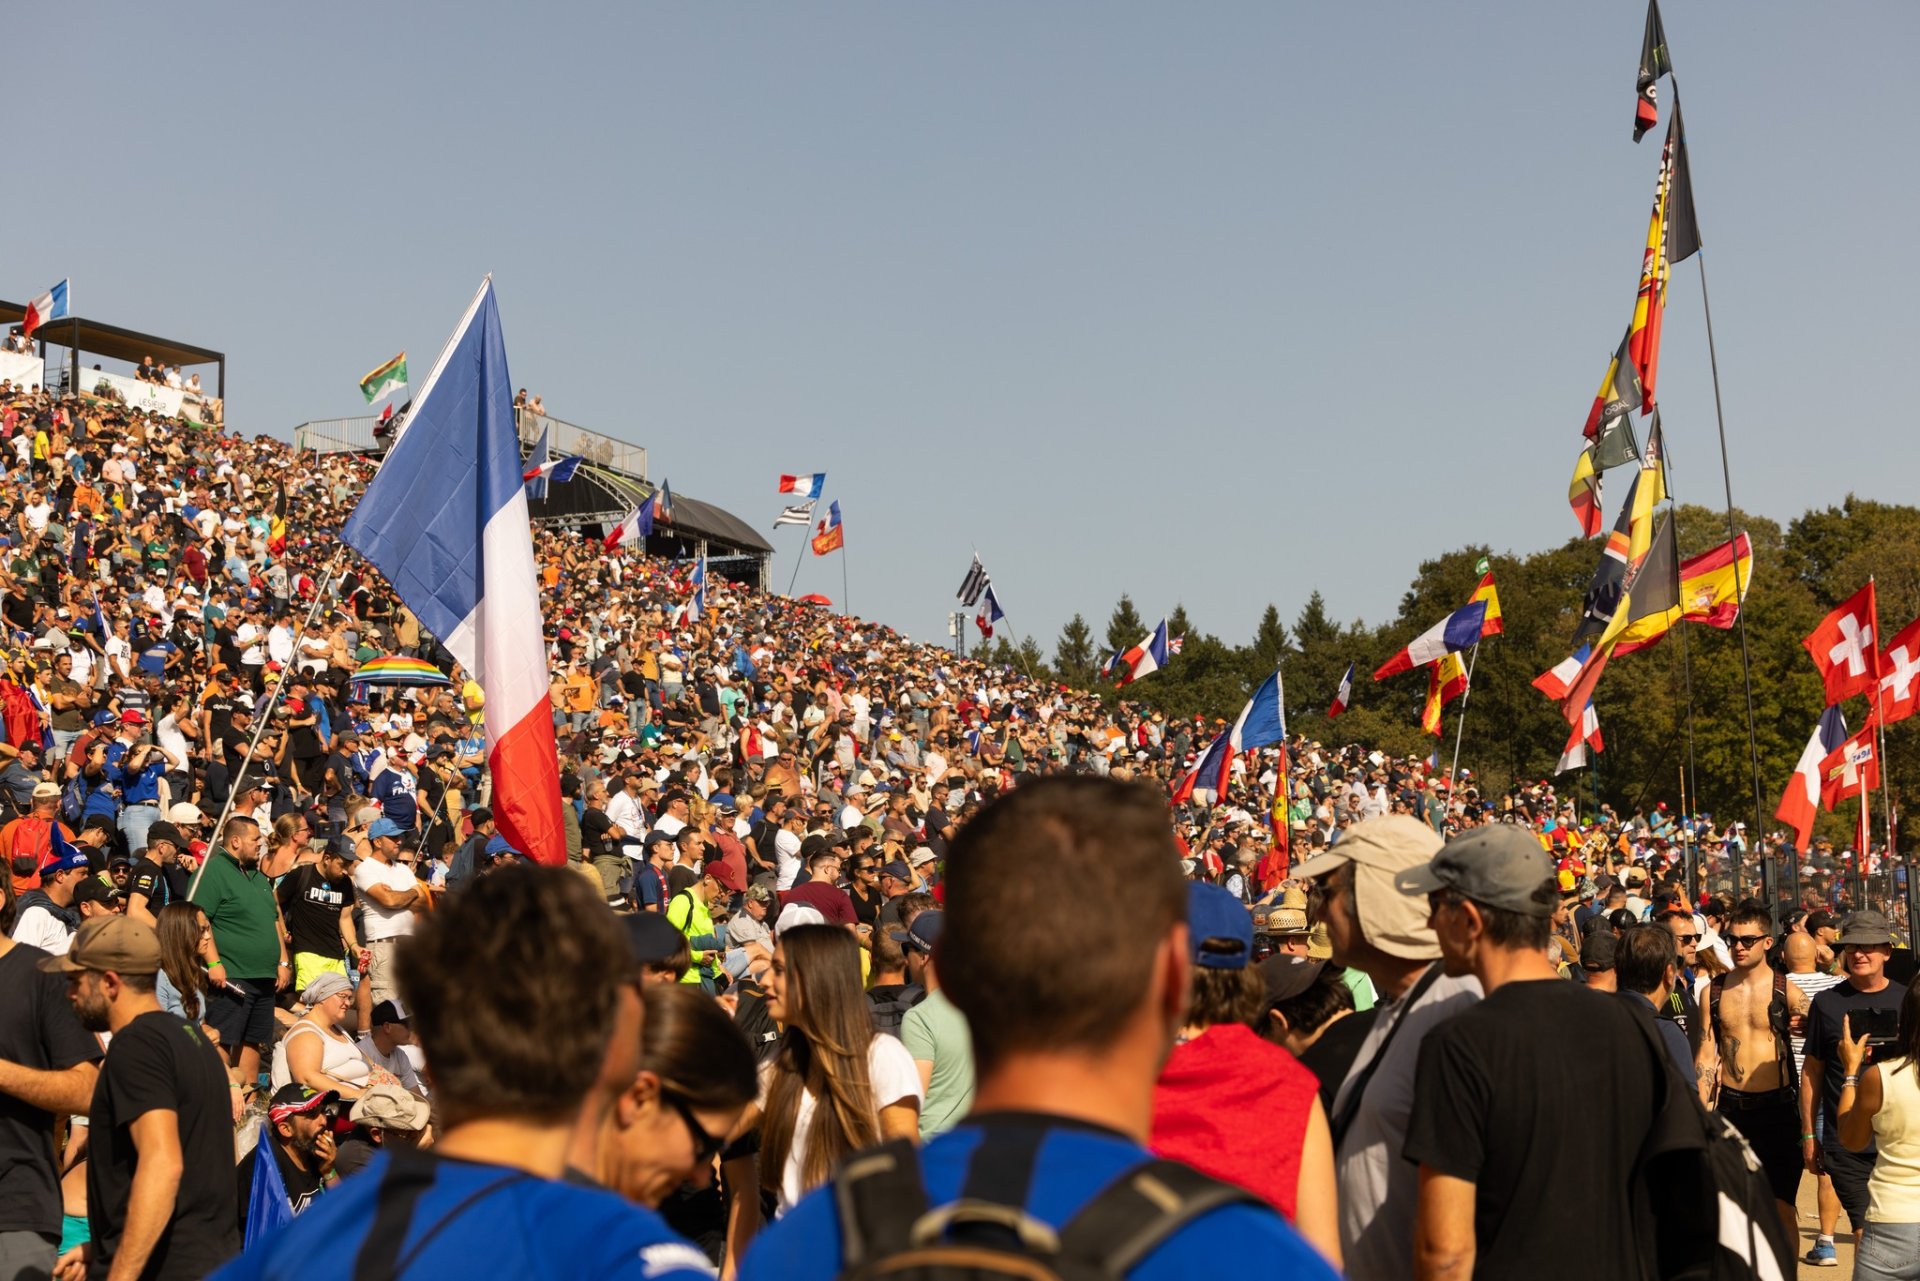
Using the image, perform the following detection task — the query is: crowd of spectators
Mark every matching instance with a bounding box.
[0,371,1911,1278]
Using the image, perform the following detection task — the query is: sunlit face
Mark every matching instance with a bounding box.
[606,1072,743,1208]
[66,971,111,1032]
[765,942,791,1024]
[1845,944,1891,982]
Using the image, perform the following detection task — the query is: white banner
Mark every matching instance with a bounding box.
[76,367,184,418]
[0,350,44,390]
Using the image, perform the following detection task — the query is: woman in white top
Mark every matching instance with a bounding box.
[756,924,922,1218]
[271,973,374,1099]
[1837,983,1920,1280]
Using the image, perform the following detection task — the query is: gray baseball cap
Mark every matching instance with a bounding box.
[1396,823,1558,919]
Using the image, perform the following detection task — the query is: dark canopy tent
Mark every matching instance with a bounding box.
[0,299,225,396]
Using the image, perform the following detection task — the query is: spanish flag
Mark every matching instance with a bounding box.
[1467,565,1503,637]
[1422,650,1469,736]
[1612,531,1753,656]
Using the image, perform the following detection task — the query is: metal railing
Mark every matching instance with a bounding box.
[292,409,648,483]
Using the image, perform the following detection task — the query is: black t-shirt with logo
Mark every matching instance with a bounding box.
[87,1011,238,1278]
[0,945,102,1236]
[126,857,173,915]
[275,862,352,960]
[235,1133,327,1237]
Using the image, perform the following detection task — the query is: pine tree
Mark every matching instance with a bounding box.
[1054,614,1095,685]
[1251,603,1290,669]
[1106,595,1145,655]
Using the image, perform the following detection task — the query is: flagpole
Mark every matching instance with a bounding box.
[839,541,850,619]
[1869,574,1897,907]
[1445,642,1481,805]
[187,542,352,901]
[785,533,806,597]
[1664,77,1770,878]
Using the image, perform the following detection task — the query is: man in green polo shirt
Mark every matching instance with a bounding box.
[189,814,289,1089]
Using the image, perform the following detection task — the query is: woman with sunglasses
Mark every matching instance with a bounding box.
[756,924,923,1219]
[599,985,757,1207]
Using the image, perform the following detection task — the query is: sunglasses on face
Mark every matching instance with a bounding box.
[1727,934,1768,949]
[1672,933,1700,944]
[662,1089,723,1164]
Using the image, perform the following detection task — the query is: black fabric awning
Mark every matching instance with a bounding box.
[527,464,773,555]
[0,301,223,369]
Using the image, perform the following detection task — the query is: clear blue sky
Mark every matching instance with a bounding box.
[17,2,1917,653]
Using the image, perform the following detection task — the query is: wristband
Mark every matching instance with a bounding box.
[1801,1132,1816,1141]
[1844,1074,1860,1088]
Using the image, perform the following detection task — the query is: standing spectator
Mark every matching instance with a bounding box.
[1294,814,1480,1281]
[1615,923,1700,1090]
[664,859,739,991]
[741,777,1333,1280]
[123,821,186,930]
[351,819,423,1016]
[1150,885,1338,1261]
[213,864,717,1280]
[1699,902,1809,1242]
[190,814,291,1090]
[2,785,74,883]
[45,916,236,1279]
[895,911,974,1140]
[756,924,923,1218]
[275,839,357,994]
[1833,982,1920,1281]
[1400,824,1660,1280]
[1784,929,1848,1259]
[0,889,102,1281]
[1803,909,1909,1265]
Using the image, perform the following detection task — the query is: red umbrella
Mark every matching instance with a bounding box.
[797,594,833,607]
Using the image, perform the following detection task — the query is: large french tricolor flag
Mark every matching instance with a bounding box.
[1113,619,1171,686]
[1172,668,1287,804]
[1328,663,1354,718]
[1373,601,1488,680]
[22,279,70,339]
[778,473,825,499]
[341,278,565,864]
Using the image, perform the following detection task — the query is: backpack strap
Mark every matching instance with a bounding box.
[834,1138,928,1271]
[1055,1159,1263,1276]
[1329,963,1443,1151]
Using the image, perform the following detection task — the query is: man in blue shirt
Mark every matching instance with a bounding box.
[106,710,177,856]
[740,776,1335,1280]
[213,863,714,1280]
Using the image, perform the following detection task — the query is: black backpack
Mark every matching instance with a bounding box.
[1622,995,1793,1280]
[866,984,926,1039]
[831,1136,1261,1281]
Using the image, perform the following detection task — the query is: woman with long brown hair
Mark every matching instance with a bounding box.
[154,901,212,1024]
[758,924,921,1217]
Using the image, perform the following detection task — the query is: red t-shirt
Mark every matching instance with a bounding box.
[778,880,857,926]
[1149,1022,1318,1218]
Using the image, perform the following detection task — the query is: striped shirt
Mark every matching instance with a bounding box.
[1787,970,1846,1077]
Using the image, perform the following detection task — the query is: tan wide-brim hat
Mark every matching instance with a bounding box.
[1291,814,1443,961]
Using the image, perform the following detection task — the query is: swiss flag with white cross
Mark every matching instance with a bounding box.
[1870,613,1920,729]
[1804,580,1881,707]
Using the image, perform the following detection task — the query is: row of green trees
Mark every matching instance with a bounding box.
[971,497,1920,845]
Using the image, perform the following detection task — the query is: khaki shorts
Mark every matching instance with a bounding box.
[367,938,403,1005]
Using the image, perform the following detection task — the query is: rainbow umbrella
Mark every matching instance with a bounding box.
[350,655,453,689]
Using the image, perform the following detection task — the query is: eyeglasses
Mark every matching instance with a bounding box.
[1671,933,1700,944]
[1727,934,1768,949]
[662,1089,723,1164]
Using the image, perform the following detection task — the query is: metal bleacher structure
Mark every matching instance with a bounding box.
[293,408,774,590]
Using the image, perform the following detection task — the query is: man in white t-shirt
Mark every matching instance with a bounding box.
[355,1000,428,1097]
[773,811,806,891]
[11,848,90,955]
[352,819,424,1009]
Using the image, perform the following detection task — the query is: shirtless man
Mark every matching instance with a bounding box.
[1698,903,1809,1243]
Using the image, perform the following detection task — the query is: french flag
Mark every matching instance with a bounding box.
[684,556,707,626]
[1112,620,1171,686]
[1777,705,1849,850]
[340,277,565,865]
[975,584,1005,640]
[1328,663,1354,718]
[523,454,582,487]
[1532,644,1592,701]
[21,279,70,340]
[1373,601,1488,680]
[604,500,653,550]
[1556,700,1604,773]
[1172,668,1287,804]
[778,473,825,499]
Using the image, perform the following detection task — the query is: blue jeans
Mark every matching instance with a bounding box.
[1855,1220,1920,1281]
[119,802,160,855]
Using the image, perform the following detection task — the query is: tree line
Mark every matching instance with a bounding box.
[971,496,1920,846]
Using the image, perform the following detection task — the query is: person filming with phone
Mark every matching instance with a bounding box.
[1834,980,1920,1280]
[1801,909,1909,1265]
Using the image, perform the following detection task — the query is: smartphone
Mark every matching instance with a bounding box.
[1860,1007,1901,1048]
